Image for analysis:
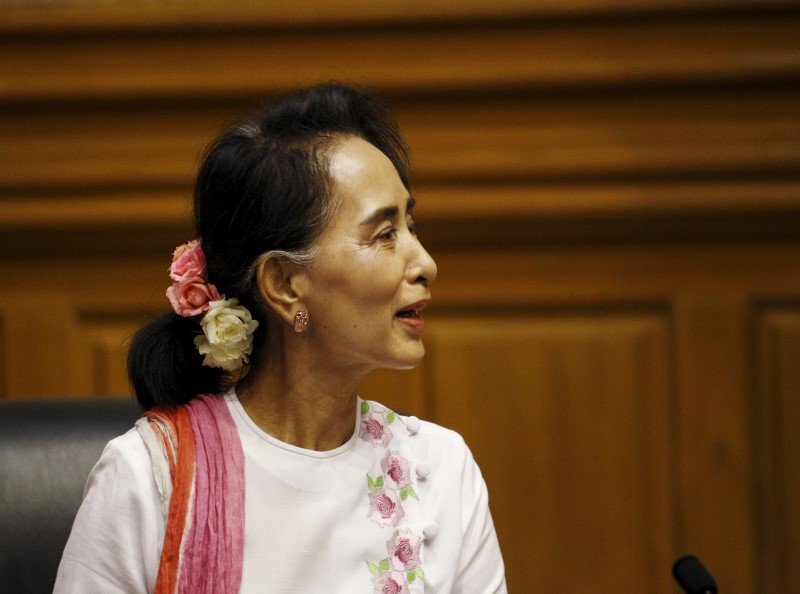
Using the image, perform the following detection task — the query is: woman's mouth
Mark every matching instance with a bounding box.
[394,301,429,330]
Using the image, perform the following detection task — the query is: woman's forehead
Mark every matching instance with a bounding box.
[327,137,409,220]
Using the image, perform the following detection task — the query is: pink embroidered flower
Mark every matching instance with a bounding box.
[166,276,222,317]
[380,450,412,490]
[367,488,404,527]
[169,240,207,281]
[386,530,422,571]
[371,571,409,594]
[360,412,393,448]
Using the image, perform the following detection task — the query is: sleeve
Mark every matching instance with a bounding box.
[53,429,165,594]
[453,444,508,594]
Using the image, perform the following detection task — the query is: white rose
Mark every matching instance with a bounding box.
[194,298,259,371]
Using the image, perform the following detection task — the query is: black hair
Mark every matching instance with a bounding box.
[128,83,411,410]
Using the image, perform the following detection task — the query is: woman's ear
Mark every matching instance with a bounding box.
[255,254,308,327]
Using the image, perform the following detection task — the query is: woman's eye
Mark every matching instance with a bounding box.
[376,217,417,242]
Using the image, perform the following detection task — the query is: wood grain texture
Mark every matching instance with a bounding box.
[672,296,757,592]
[3,0,797,33]
[755,308,800,593]
[1,10,798,102]
[425,313,674,593]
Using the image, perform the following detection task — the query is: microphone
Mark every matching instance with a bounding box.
[672,555,718,594]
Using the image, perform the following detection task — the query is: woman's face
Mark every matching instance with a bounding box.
[299,135,437,374]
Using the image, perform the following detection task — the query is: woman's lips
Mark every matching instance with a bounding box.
[396,315,425,330]
[394,299,430,330]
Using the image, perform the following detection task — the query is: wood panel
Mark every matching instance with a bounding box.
[0,258,165,397]
[1,299,75,399]
[673,296,757,592]
[2,10,798,102]
[3,89,799,189]
[424,312,674,593]
[756,308,800,593]
[3,87,800,256]
[3,0,799,33]
[69,311,144,396]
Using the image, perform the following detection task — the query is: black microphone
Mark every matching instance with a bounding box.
[672,555,718,594]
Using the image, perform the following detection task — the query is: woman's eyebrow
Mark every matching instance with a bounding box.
[359,196,416,228]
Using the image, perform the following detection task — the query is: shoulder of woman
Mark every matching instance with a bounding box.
[359,399,474,467]
[86,427,155,489]
[395,414,473,464]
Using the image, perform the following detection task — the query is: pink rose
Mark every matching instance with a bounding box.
[386,530,422,571]
[169,240,207,281]
[166,276,221,317]
[360,412,393,448]
[381,451,412,489]
[371,571,409,594]
[171,239,198,261]
[367,488,404,527]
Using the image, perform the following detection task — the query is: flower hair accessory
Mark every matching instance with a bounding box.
[166,240,259,371]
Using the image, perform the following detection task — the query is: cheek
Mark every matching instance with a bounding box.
[306,248,406,332]
[332,255,401,304]
[334,275,397,322]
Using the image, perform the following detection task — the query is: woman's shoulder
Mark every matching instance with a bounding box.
[360,398,472,463]
[89,426,153,482]
[103,425,147,455]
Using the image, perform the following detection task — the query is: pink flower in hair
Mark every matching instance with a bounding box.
[169,240,207,282]
[165,239,259,369]
[167,276,221,317]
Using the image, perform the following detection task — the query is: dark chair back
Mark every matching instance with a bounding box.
[0,397,140,594]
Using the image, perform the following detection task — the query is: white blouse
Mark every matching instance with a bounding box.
[55,391,507,593]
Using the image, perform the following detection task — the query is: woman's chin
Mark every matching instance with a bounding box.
[388,343,426,370]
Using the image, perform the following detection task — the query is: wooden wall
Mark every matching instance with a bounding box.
[2,1,799,592]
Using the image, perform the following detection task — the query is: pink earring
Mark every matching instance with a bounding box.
[294,308,309,333]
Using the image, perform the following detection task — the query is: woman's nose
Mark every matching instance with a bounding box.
[407,236,437,287]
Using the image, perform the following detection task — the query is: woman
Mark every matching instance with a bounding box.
[55,83,506,593]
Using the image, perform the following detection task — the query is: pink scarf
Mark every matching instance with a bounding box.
[137,394,245,594]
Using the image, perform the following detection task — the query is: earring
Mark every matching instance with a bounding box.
[294,308,309,333]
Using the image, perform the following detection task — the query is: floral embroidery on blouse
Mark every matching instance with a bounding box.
[382,450,412,490]
[360,400,426,592]
[368,487,404,527]
[360,408,394,447]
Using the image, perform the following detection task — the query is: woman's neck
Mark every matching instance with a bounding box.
[236,343,365,452]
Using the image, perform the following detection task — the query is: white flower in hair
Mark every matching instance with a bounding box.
[194,297,259,371]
